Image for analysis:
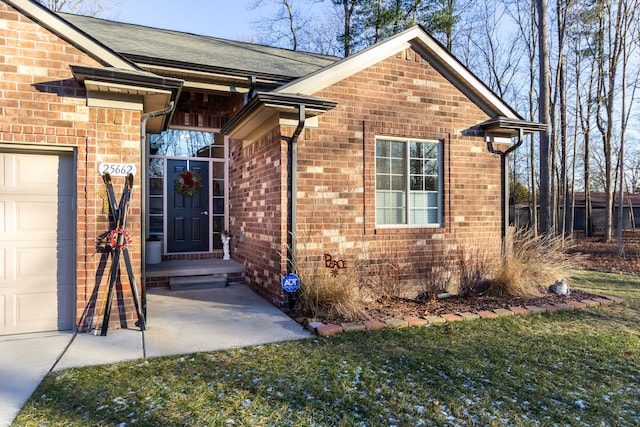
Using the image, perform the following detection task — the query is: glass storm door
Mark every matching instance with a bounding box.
[167,159,209,252]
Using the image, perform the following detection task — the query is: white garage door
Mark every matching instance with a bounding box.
[0,151,75,335]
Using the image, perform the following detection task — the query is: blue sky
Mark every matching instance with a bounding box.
[111,0,264,41]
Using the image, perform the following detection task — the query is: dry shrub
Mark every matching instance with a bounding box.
[354,243,415,301]
[456,245,494,297]
[486,229,579,297]
[356,259,404,302]
[297,268,369,322]
[418,262,452,302]
[416,245,454,302]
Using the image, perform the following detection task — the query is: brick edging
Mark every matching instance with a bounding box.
[308,295,624,337]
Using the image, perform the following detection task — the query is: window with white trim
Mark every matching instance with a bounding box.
[375,137,442,226]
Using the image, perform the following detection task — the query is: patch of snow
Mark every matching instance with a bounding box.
[112,397,127,406]
[574,399,588,409]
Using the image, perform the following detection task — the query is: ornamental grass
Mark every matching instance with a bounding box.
[297,268,369,322]
[487,229,582,297]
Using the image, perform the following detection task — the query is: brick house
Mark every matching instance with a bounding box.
[0,0,543,335]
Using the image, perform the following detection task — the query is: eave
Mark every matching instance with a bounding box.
[221,92,338,142]
[71,65,184,133]
[125,54,294,94]
[479,117,548,138]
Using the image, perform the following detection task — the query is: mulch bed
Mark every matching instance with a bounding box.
[303,231,639,325]
[366,289,597,320]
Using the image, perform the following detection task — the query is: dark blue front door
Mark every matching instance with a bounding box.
[167,159,209,252]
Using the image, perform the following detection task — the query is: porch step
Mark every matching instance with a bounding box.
[145,258,246,290]
[169,274,228,291]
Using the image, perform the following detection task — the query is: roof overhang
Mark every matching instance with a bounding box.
[125,54,295,94]
[4,0,138,70]
[479,116,548,139]
[71,65,184,133]
[479,116,548,156]
[221,92,338,142]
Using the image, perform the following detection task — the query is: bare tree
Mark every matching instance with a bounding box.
[554,0,575,239]
[37,0,119,16]
[537,0,553,234]
[593,0,640,243]
[251,0,324,51]
[615,0,640,253]
[333,0,361,57]
[505,0,539,235]
[627,150,640,193]
[464,0,524,99]
[571,0,602,237]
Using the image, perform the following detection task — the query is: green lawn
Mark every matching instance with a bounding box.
[14,270,640,426]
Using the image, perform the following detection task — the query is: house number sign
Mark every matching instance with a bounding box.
[99,163,137,177]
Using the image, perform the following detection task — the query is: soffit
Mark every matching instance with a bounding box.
[71,65,184,132]
[222,92,337,141]
[4,1,181,132]
[479,117,549,138]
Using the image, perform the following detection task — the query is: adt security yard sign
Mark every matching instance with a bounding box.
[282,273,300,293]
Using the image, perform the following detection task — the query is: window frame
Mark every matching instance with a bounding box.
[374,135,444,228]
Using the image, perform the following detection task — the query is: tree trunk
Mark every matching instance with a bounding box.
[616,0,640,253]
[537,0,552,234]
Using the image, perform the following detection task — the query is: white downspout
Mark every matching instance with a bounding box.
[140,101,175,317]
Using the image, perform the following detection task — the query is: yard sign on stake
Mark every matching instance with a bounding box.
[282,273,300,293]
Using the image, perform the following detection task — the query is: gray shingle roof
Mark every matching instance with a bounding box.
[60,13,339,80]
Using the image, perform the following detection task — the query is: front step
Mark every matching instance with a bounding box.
[145,258,246,290]
[169,274,228,291]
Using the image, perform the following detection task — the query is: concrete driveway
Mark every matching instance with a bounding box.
[0,283,311,426]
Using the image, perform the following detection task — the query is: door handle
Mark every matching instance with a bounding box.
[201,211,208,215]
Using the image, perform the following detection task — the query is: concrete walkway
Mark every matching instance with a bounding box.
[0,284,311,426]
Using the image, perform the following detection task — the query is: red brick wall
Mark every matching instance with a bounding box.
[228,47,508,302]
[228,126,290,306]
[0,3,143,331]
[294,48,505,286]
[171,89,242,129]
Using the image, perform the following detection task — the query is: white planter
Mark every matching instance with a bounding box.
[145,241,162,264]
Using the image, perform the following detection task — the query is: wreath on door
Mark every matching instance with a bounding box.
[175,170,202,197]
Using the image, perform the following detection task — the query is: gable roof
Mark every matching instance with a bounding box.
[5,1,538,137]
[2,0,184,131]
[59,13,339,88]
[277,26,522,121]
[3,0,137,70]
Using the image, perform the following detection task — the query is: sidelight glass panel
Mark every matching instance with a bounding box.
[147,129,228,254]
